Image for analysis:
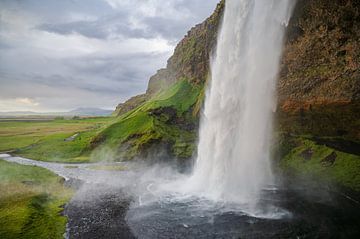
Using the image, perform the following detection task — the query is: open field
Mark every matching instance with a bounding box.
[0,117,115,163]
[0,159,73,239]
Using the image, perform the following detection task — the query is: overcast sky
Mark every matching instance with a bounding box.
[0,0,219,112]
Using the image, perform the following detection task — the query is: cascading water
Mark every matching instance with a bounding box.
[187,0,295,206]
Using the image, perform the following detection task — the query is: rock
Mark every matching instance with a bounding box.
[299,148,313,161]
[321,152,337,167]
[114,94,148,117]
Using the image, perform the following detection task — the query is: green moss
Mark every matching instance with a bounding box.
[280,137,360,191]
[94,79,201,160]
[0,160,73,239]
[100,112,154,146]
[192,85,206,117]
[136,79,202,115]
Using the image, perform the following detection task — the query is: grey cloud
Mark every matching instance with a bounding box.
[36,0,219,41]
[37,16,150,40]
[0,0,219,111]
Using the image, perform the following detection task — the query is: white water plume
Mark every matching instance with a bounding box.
[185,0,295,206]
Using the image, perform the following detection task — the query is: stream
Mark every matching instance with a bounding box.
[1,154,360,239]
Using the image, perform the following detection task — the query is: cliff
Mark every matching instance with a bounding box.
[114,1,225,117]
[114,0,360,139]
[97,0,359,190]
[98,1,225,162]
[277,0,360,139]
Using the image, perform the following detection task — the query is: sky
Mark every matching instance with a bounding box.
[0,0,219,112]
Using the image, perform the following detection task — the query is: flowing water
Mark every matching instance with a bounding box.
[2,154,360,238]
[186,0,295,207]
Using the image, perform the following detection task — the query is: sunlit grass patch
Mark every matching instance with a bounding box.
[0,117,114,163]
[0,160,73,239]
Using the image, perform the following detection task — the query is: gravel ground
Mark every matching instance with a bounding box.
[64,184,135,239]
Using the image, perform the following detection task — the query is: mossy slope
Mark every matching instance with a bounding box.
[94,80,201,161]
[0,160,72,239]
[278,136,360,191]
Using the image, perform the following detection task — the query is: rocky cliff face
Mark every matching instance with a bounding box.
[108,0,359,161]
[277,0,360,139]
[114,1,225,117]
[147,1,224,92]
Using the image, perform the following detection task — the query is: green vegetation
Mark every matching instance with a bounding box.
[141,78,202,114]
[0,81,201,162]
[0,160,72,239]
[0,117,114,163]
[93,79,201,160]
[279,136,360,191]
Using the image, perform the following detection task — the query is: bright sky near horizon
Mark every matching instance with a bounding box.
[0,0,218,112]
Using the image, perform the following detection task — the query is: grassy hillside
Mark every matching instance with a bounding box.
[0,117,114,163]
[92,79,201,161]
[0,160,72,239]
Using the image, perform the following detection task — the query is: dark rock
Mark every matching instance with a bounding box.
[149,107,177,123]
[114,94,148,117]
[312,137,360,156]
[321,152,337,167]
[299,148,313,161]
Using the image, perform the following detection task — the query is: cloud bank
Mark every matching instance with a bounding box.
[0,0,218,112]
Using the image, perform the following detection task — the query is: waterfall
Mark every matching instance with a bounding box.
[188,0,295,205]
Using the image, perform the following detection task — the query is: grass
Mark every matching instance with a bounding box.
[0,80,201,162]
[0,81,201,162]
[280,137,360,191]
[0,117,115,163]
[0,159,73,239]
[94,79,201,160]
[141,78,201,114]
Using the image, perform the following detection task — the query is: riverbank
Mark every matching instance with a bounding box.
[2,154,360,238]
[0,154,135,239]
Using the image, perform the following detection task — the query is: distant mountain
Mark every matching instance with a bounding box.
[68,108,113,116]
[0,108,112,117]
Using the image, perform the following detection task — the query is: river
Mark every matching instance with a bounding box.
[1,154,360,239]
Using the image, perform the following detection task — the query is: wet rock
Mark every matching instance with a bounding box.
[299,148,313,161]
[321,152,337,167]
